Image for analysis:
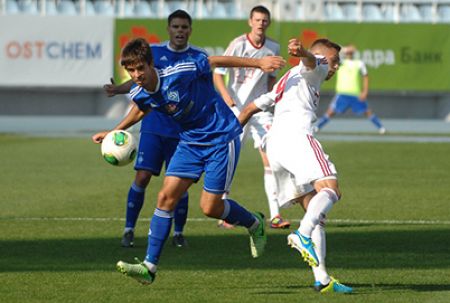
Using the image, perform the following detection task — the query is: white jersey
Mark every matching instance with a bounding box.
[215,34,280,109]
[254,57,329,135]
[253,57,335,206]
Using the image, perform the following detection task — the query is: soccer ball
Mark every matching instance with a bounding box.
[101,130,137,166]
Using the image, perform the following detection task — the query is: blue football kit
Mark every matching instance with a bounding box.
[135,42,207,174]
[124,42,205,232]
[123,43,260,269]
[129,52,243,194]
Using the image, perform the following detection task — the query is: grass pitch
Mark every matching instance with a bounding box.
[0,134,449,302]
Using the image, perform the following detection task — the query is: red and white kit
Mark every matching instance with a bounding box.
[215,34,280,147]
[254,57,337,206]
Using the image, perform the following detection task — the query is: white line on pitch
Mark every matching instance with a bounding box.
[1,217,450,225]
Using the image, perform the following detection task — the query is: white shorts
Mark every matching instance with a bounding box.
[266,132,337,207]
[241,111,273,149]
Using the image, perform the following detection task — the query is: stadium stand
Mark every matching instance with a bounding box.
[133,0,152,17]
[1,0,450,23]
[363,3,384,21]
[18,0,39,14]
[438,3,450,21]
[57,0,77,15]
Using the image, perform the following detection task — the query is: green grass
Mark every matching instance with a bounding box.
[1,134,449,302]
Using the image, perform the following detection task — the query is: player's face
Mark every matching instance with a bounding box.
[248,12,270,36]
[323,48,340,80]
[167,18,192,50]
[124,61,152,88]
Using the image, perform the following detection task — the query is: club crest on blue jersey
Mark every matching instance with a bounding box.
[167,90,180,102]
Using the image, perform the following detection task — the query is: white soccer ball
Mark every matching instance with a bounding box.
[101,130,137,166]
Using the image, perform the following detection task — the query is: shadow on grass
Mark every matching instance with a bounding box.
[328,283,450,294]
[1,228,449,273]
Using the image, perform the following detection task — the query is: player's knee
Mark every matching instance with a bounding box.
[321,187,341,203]
[135,171,152,187]
[200,202,216,217]
[318,214,327,227]
[157,191,176,210]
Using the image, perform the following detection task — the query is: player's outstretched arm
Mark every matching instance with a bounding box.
[91,104,148,144]
[238,102,262,127]
[208,56,286,72]
[359,75,369,101]
[288,38,316,70]
[213,73,236,107]
[103,78,134,97]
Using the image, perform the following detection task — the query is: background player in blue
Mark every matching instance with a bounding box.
[93,37,285,285]
[96,10,200,248]
[315,44,386,134]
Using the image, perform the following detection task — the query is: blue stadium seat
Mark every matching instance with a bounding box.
[210,2,227,19]
[168,1,187,14]
[363,4,383,22]
[57,0,78,15]
[115,0,135,17]
[134,0,153,17]
[6,0,20,14]
[224,1,245,19]
[438,4,450,22]
[342,3,358,21]
[324,3,345,21]
[381,3,396,22]
[296,1,304,20]
[191,0,209,18]
[278,0,301,21]
[400,4,422,22]
[45,0,59,15]
[18,0,39,15]
[94,0,115,16]
[75,0,96,15]
[418,4,433,22]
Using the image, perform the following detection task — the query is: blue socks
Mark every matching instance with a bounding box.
[125,182,145,229]
[145,208,173,265]
[369,114,384,129]
[174,192,188,234]
[317,115,330,129]
[221,199,256,228]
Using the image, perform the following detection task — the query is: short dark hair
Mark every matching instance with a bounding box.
[120,38,153,67]
[311,38,341,53]
[168,9,192,26]
[250,5,271,20]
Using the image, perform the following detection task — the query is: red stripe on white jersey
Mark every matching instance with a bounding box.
[307,134,332,176]
[275,71,291,103]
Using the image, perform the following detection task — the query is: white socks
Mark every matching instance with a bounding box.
[143,261,158,274]
[298,188,338,237]
[311,223,330,285]
[264,167,280,220]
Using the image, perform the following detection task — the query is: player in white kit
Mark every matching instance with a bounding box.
[213,5,290,229]
[239,38,353,294]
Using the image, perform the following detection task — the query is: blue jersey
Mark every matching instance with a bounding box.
[130,53,242,145]
[139,42,208,139]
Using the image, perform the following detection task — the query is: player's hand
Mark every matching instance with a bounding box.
[103,78,118,97]
[259,56,286,72]
[92,131,109,144]
[288,39,303,57]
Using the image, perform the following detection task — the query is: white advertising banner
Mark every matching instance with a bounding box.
[0,16,114,87]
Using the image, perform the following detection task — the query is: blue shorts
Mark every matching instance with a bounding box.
[330,94,368,115]
[166,137,241,194]
[134,132,179,176]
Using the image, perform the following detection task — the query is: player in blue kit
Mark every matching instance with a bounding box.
[96,10,201,248]
[94,37,285,285]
